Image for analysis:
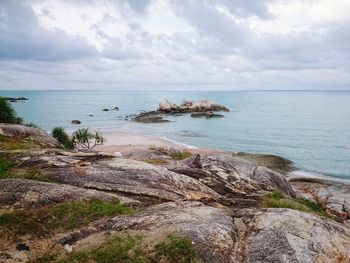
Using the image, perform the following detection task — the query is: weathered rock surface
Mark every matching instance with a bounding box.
[60,201,236,263]
[48,158,220,202]
[0,124,58,147]
[291,177,350,221]
[170,154,296,199]
[1,124,350,263]
[242,208,350,263]
[0,179,139,209]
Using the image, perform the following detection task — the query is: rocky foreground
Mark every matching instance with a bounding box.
[0,124,349,263]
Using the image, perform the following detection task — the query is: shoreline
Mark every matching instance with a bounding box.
[96,129,350,183]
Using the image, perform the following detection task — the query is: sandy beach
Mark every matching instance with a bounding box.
[95,130,197,154]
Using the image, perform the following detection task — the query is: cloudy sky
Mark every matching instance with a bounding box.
[0,0,349,90]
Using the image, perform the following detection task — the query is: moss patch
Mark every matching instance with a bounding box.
[262,190,328,217]
[0,199,132,237]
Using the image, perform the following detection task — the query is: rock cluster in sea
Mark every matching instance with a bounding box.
[134,99,229,123]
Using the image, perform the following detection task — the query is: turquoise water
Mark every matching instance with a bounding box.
[1,90,350,180]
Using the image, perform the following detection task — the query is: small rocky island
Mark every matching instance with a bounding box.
[134,99,229,123]
[0,123,349,262]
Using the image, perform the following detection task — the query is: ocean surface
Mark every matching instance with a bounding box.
[1,90,350,180]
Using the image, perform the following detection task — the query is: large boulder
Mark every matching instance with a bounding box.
[241,208,350,263]
[159,100,172,112]
[0,124,58,147]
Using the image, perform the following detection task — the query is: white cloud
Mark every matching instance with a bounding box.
[0,0,349,90]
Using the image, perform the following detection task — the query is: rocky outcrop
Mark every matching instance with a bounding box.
[291,177,350,221]
[134,99,229,123]
[1,124,350,263]
[159,99,229,113]
[0,124,58,147]
[242,208,350,263]
[0,179,139,209]
[48,158,220,202]
[61,201,236,263]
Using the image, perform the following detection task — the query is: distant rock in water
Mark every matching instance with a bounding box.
[134,99,229,123]
[71,120,81,124]
[3,97,28,102]
[159,99,229,113]
[102,109,109,111]
[112,107,119,111]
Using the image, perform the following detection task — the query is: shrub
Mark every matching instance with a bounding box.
[0,97,22,124]
[169,150,192,160]
[72,128,104,150]
[51,127,73,149]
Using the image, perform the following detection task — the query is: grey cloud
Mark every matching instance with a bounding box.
[0,0,97,61]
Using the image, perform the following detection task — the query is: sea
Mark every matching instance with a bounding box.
[1,90,350,180]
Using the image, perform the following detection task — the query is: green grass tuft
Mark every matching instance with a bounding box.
[169,150,192,160]
[0,199,132,237]
[262,190,328,217]
[33,234,197,263]
[152,234,197,263]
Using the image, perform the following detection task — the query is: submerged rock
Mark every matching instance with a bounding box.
[191,112,224,118]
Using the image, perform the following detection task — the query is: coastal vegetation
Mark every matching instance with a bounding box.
[51,127,104,150]
[262,190,328,218]
[33,234,196,263]
[148,145,192,160]
[0,198,132,237]
[0,97,23,124]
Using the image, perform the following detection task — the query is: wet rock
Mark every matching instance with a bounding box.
[71,120,81,124]
[134,111,170,123]
[112,107,119,111]
[191,112,224,118]
[102,109,109,111]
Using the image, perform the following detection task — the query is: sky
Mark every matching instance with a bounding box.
[0,0,350,90]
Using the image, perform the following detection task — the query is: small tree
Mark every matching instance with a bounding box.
[0,98,23,124]
[51,127,74,150]
[72,128,104,150]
